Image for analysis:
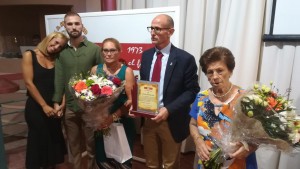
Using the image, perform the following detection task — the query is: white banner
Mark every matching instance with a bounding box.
[45,7,180,71]
[45,6,180,46]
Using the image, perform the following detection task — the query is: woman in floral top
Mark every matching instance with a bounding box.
[189,47,257,169]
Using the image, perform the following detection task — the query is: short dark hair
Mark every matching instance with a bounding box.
[64,11,81,21]
[199,46,235,74]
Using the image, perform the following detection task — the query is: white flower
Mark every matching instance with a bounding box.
[262,101,269,107]
[242,97,250,102]
[75,92,81,97]
[95,78,114,87]
[279,111,287,118]
[278,112,287,123]
[289,132,300,144]
[286,110,297,120]
[279,124,285,131]
[247,95,255,100]
[271,123,276,128]
[254,96,262,105]
[88,75,98,81]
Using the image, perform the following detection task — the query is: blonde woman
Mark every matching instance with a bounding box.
[22,32,69,169]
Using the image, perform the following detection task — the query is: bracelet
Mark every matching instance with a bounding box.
[112,113,120,122]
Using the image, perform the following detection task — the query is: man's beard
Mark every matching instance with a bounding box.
[68,30,82,38]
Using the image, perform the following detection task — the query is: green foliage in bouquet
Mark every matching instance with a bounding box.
[203,148,223,169]
[202,82,299,169]
[240,82,295,142]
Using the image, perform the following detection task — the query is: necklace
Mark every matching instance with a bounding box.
[211,83,233,98]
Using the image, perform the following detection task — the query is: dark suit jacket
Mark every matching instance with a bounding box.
[140,44,200,142]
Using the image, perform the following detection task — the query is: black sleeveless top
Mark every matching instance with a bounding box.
[28,50,54,105]
[24,50,67,168]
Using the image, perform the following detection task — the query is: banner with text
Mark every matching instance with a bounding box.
[45,7,180,72]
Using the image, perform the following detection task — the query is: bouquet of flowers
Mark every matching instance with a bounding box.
[204,82,300,169]
[69,73,125,135]
[232,82,299,148]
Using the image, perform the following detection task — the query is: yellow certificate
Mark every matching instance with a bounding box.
[137,81,159,115]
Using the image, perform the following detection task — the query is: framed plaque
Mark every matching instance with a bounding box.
[131,80,159,117]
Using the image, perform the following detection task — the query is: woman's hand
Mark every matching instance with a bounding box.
[190,118,211,161]
[98,115,113,129]
[54,95,66,118]
[128,105,137,118]
[229,141,257,159]
[124,99,132,107]
[42,104,56,117]
[53,103,63,117]
[195,138,212,161]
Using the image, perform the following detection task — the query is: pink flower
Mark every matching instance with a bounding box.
[101,86,113,95]
[91,84,101,95]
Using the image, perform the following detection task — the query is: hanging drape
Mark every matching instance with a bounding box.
[117,0,265,90]
[256,0,300,169]
[115,0,300,168]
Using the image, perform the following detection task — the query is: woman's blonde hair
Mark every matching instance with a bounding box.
[37,32,68,56]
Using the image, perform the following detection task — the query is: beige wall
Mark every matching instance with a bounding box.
[86,0,101,12]
[0,58,22,73]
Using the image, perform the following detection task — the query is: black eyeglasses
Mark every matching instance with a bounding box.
[147,26,171,33]
[102,48,118,54]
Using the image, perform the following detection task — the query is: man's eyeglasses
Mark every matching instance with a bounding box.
[102,48,118,54]
[147,26,171,33]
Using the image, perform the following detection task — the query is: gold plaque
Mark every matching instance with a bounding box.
[131,80,159,117]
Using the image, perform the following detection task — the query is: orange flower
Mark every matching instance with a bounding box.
[267,97,277,107]
[267,97,282,111]
[74,81,87,92]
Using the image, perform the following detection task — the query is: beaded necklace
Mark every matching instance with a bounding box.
[211,83,233,98]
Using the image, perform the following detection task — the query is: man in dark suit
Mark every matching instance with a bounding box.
[140,14,200,169]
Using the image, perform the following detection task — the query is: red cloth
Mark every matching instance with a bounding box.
[151,51,163,82]
[0,73,23,80]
